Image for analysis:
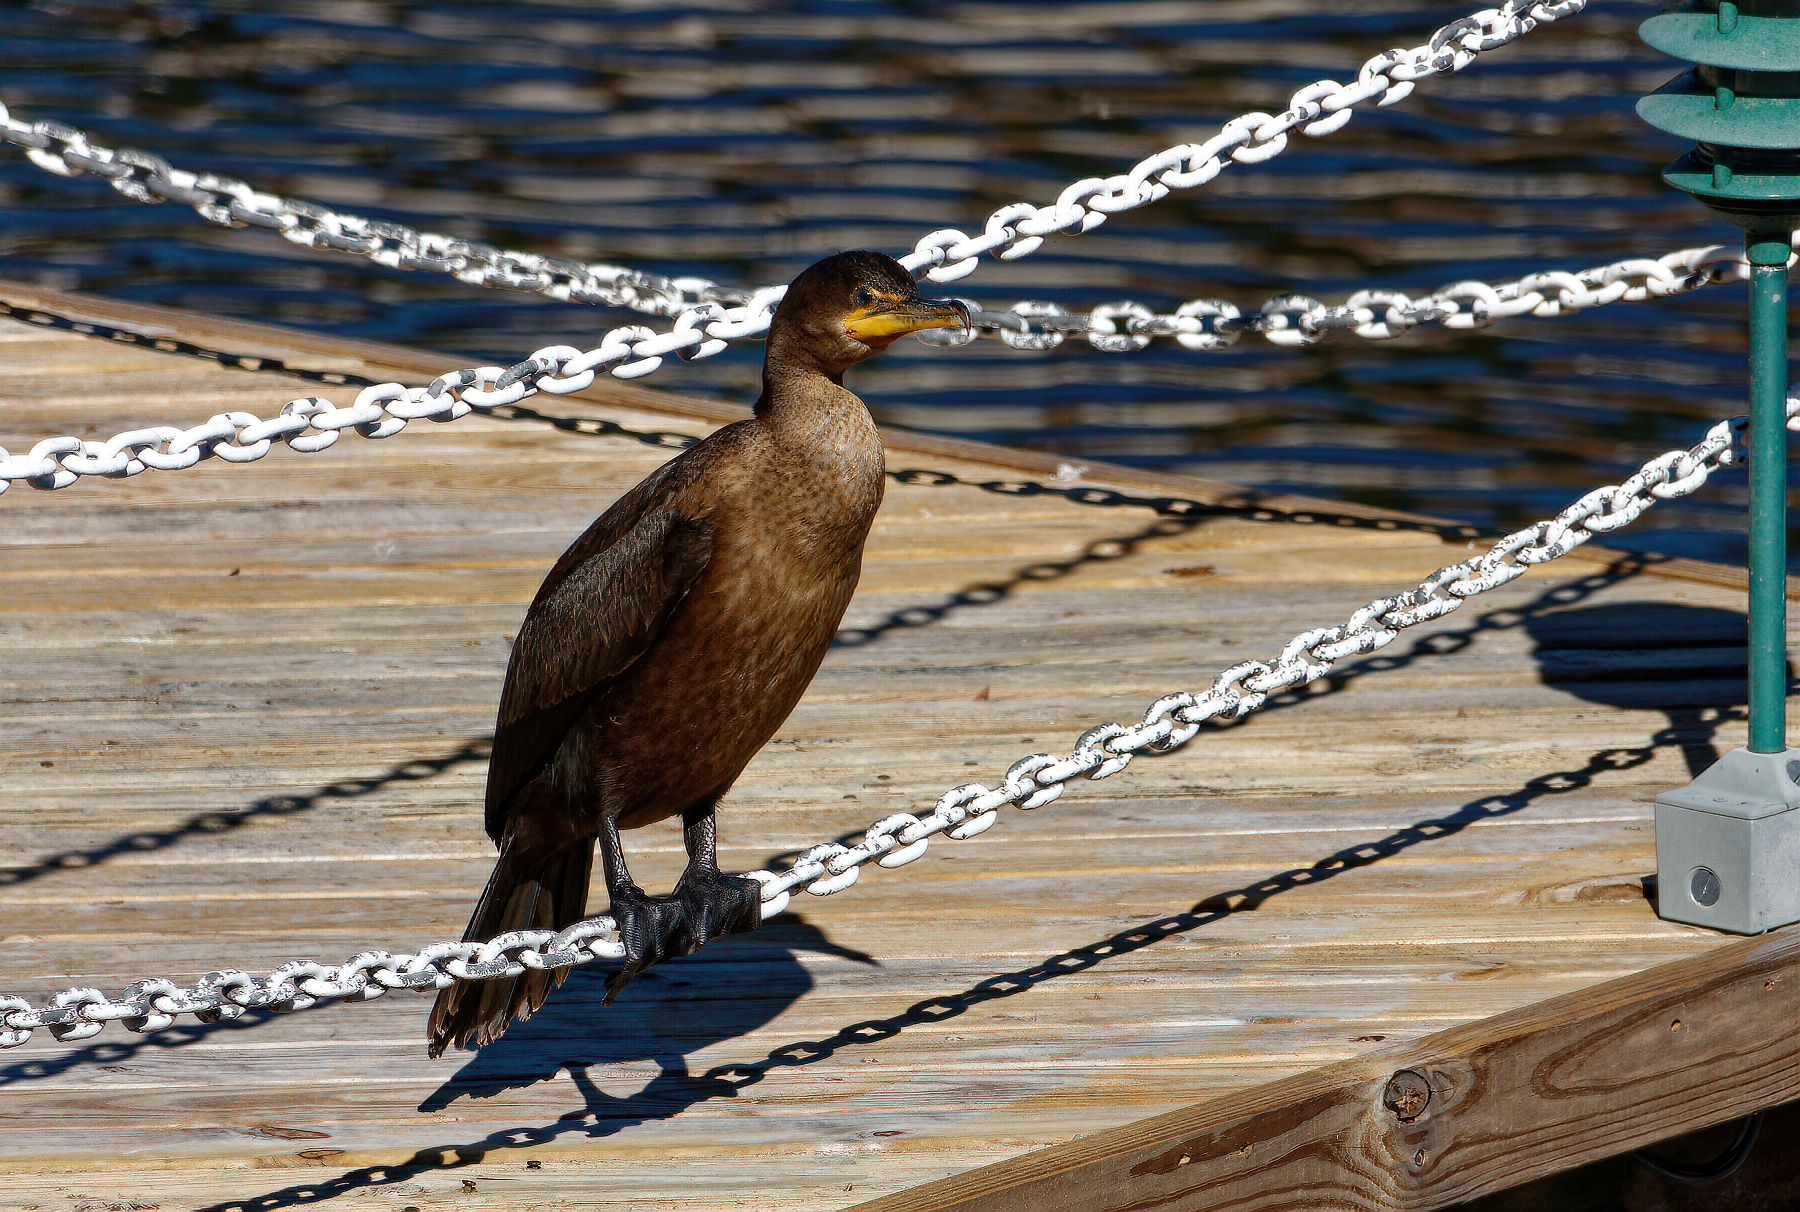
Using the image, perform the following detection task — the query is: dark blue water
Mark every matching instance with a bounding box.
[0,0,1777,564]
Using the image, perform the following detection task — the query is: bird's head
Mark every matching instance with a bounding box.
[766,250,970,380]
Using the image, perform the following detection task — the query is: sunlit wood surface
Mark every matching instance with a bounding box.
[0,285,1765,1211]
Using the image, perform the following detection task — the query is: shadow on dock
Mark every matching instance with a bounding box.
[1523,600,1773,779]
[191,558,1768,1212]
[833,508,1208,647]
[417,914,878,1113]
[193,715,1719,1212]
[837,465,1481,647]
[1,414,1490,891]
[0,739,493,890]
[0,1007,307,1090]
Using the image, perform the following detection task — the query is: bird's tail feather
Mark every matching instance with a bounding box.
[427,834,593,1057]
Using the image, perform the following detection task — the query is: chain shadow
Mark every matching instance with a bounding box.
[194,557,1754,1211]
[11,558,1659,890]
[481,412,1487,554]
[830,469,1482,649]
[776,554,1668,871]
[0,300,1485,548]
[882,466,1482,542]
[0,301,709,452]
[0,301,381,388]
[197,711,1716,1212]
[833,511,1208,647]
[0,1007,309,1089]
[837,468,1485,649]
[0,739,492,889]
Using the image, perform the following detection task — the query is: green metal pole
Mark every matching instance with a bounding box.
[1638,0,1800,933]
[1747,226,1791,754]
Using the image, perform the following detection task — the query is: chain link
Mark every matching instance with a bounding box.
[935,240,1784,352]
[0,0,1591,383]
[0,333,788,492]
[0,921,628,1047]
[0,0,1768,1044]
[0,234,1762,497]
[1,390,1784,1048]
[891,0,1587,285]
[0,104,747,319]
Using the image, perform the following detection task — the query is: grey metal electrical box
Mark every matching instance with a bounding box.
[1655,747,1800,934]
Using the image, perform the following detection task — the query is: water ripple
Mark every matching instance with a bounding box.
[0,0,1765,564]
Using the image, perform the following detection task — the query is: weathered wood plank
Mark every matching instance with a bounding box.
[0,283,1784,1210]
[0,278,1776,598]
[846,925,1800,1212]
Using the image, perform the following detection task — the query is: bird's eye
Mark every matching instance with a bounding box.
[853,287,876,307]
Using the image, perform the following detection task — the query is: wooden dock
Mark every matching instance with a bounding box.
[1,280,1796,1211]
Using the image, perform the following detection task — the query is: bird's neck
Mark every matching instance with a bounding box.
[752,359,885,496]
[756,356,856,432]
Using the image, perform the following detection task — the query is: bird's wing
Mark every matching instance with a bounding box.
[484,492,714,840]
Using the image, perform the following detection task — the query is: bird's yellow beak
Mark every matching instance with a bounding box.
[844,295,971,341]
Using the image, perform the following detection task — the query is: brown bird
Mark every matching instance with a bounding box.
[428,251,968,1056]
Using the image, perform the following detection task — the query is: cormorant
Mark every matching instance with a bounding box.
[428,250,968,1056]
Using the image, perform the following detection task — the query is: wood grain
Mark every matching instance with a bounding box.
[847,925,1800,1212]
[0,284,1782,1211]
[0,277,1778,600]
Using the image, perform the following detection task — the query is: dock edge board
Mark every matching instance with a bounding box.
[850,922,1800,1212]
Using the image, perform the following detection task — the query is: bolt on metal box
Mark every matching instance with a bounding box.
[1655,747,1800,934]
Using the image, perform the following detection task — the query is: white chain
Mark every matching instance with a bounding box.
[0,218,1784,499]
[0,224,1756,496]
[1,388,1787,1049]
[927,236,1795,352]
[0,102,744,318]
[0,350,730,493]
[892,0,1585,284]
[0,0,1588,374]
[23,76,1756,357]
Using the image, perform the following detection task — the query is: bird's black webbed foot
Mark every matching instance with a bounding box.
[604,882,690,1004]
[673,866,763,947]
[602,872,761,1003]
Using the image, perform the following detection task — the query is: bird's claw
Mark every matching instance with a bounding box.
[603,871,762,1003]
[675,867,764,946]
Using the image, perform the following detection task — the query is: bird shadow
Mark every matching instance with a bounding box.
[417,914,877,1112]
